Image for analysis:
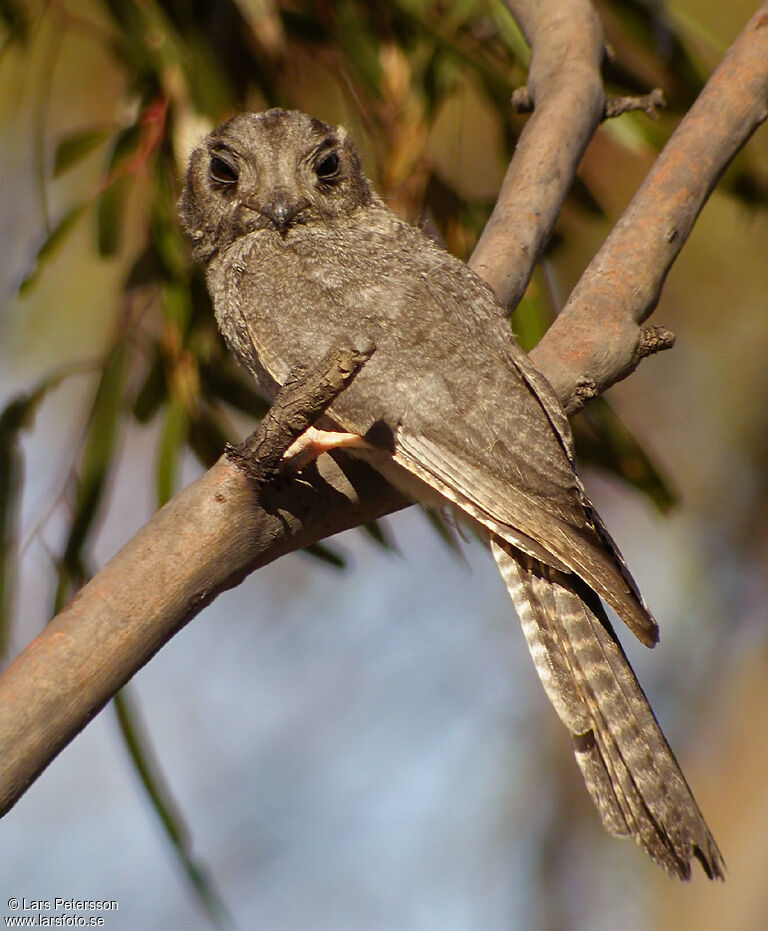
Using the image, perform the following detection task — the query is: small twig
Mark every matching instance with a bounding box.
[510,85,533,113]
[227,342,375,483]
[604,88,666,120]
[513,86,665,121]
[636,325,676,360]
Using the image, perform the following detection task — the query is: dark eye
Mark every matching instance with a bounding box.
[315,151,339,180]
[209,154,238,184]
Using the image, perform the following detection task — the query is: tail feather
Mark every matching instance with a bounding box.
[491,537,724,880]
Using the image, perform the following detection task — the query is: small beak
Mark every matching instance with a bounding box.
[255,194,308,234]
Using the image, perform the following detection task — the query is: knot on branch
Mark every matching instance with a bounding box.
[604,88,666,120]
[510,86,533,113]
[226,342,375,485]
[572,377,600,408]
[636,325,676,361]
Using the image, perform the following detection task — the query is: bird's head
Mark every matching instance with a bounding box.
[179,108,373,263]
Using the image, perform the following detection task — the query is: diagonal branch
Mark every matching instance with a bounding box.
[470,0,605,308]
[530,3,768,413]
[0,350,405,817]
[1,3,767,819]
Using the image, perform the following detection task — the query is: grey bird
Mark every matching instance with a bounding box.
[179,108,723,880]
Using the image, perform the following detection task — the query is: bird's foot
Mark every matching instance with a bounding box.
[281,426,370,473]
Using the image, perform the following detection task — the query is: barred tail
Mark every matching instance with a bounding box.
[491,537,724,880]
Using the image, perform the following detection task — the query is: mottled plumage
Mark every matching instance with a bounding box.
[180,108,723,879]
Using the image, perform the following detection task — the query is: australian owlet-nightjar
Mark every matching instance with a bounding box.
[179,108,723,880]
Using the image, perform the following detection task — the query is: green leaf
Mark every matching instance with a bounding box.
[53,128,111,177]
[18,204,87,295]
[113,688,233,930]
[512,292,550,354]
[124,242,166,291]
[0,363,98,648]
[362,519,396,551]
[422,506,463,554]
[335,2,382,97]
[302,542,346,569]
[153,216,188,284]
[132,350,168,424]
[0,422,22,657]
[55,346,127,612]
[423,46,460,118]
[106,122,142,172]
[96,177,131,257]
[161,280,193,331]
[200,361,270,419]
[486,0,529,65]
[155,400,189,507]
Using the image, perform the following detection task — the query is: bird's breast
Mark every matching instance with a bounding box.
[208,228,382,404]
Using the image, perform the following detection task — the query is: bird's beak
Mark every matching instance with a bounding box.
[250,193,309,235]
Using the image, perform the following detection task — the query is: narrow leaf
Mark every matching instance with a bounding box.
[96,177,130,257]
[187,407,232,469]
[113,689,233,930]
[106,121,142,172]
[362,519,396,551]
[0,0,29,42]
[422,506,463,554]
[200,361,270,419]
[56,346,127,612]
[302,542,346,569]
[124,242,165,291]
[19,204,87,295]
[512,292,550,354]
[0,364,96,646]
[53,128,111,177]
[155,400,188,507]
[0,436,21,657]
[132,350,168,424]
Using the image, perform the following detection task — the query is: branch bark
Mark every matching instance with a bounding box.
[530,4,768,413]
[0,351,406,817]
[1,2,767,818]
[470,0,605,308]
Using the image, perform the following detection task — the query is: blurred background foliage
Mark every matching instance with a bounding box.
[1,1,767,929]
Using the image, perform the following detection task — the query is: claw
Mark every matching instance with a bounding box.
[281,426,370,472]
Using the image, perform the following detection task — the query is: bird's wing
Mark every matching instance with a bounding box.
[491,537,724,880]
[391,426,658,647]
[315,229,660,646]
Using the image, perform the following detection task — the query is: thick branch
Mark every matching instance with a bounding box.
[1,4,767,818]
[530,4,768,413]
[0,351,406,817]
[470,0,605,308]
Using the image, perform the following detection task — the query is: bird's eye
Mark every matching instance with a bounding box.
[209,154,238,185]
[314,151,340,180]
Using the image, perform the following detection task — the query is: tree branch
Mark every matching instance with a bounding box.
[1,3,767,818]
[227,340,375,480]
[603,88,665,120]
[470,0,605,308]
[0,350,405,817]
[530,4,768,413]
